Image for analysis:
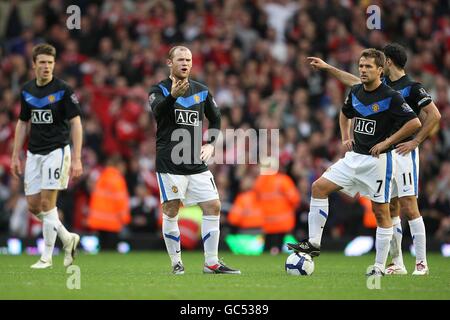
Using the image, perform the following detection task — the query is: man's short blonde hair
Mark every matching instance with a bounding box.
[168,46,190,60]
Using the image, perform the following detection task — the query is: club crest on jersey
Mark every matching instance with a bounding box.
[371,103,379,112]
[354,117,376,135]
[172,186,178,193]
[31,109,53,124]
[175,109,199,126]
[194,95,200,103]
[48,95,55,103]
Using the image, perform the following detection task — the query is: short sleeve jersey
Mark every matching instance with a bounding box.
[20,77,82,154]
[342,83,418,155]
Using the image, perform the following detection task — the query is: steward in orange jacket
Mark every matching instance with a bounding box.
[228,190,264,232]
[253,173,300,235]
[88,158,131,233]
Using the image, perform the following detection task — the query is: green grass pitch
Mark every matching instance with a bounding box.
[0,251,448,299]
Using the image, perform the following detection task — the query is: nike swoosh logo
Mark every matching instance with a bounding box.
[175,250,181,253]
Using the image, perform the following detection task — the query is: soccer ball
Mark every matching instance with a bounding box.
[285,252,314,276]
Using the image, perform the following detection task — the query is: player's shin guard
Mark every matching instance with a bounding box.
[308,198,329,248]
[202,215,220,266]
[162,214,182,266]
[409,217,427,264]
[390,216,405,267]
[375,226,393,271]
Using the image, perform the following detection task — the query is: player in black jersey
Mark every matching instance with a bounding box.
[148,46,240,275]
[305,43,441,275]
[11,44,83,269]
[287,49,421,276]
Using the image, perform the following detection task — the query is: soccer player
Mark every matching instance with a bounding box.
[287,49,422,276]
[11,43,83,269]
[148,46,240,275]
[306,43,440,275]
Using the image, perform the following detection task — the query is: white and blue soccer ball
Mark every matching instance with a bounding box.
[285,252,314,276]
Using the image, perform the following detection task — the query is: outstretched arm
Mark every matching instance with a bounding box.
[307,57,361,87]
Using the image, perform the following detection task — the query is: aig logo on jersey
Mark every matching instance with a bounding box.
[31,109,53,124]
[354,117,376,135]
[175,109,199,126]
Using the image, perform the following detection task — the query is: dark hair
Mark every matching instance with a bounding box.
[32,43,56,62]
[383,43,407,69]
[360,48,386,68]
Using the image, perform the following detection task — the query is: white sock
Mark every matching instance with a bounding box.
[202,215,220,266]
[41,208,59,262]
[409,216,427,264]
[308,198,328,248]
[162,214,181,266]
[390,216,404,267]
[375,226,393,271]
[44,207,72,245]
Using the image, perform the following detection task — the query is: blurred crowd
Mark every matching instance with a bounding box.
[0,0,449,245]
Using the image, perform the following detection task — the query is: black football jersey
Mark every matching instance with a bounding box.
[148,78,221,175]
[342,83,418,155]
[19,77,82,155]
[384,75,432,142]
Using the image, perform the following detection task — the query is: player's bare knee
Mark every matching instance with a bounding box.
[26,198,41,215]
[399,197,420,220]
[26,194,42,215]
[200,200,221,216]
[40,199,54,212]
[372,203,391,226]
[389,199,399,217]
[162,200,180,218]
[28,203,41,215]
[311,180,328,198]
[373,212,390,226]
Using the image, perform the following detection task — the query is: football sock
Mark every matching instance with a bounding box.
[375,226,393,271]
[40,208,60,262]
[162,214,182,266]
[308,197,329,248]
[44,207,72,245]
[390,216,404,267]
[409,216,427,264]
[202,215,220,266]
